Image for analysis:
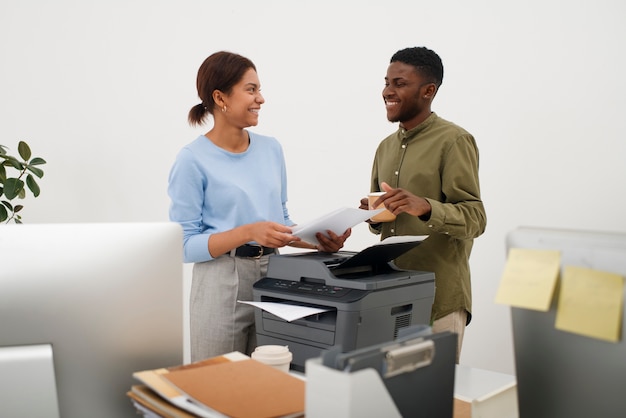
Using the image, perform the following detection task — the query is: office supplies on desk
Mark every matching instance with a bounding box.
[131,351,249,417]
[131,351,305,418]
[163,359,304,418]
[305,329,457,418]
[127,384,198,418]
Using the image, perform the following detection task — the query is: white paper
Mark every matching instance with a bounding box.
[238,300,331,322]
[374,235,429,245]
[292,207,383,244]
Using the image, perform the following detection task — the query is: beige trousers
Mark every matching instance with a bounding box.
[432,309,468,363]
[189,254,270,362]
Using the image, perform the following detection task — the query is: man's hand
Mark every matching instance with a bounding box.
[315,228,352,253]
[375,182,432,218]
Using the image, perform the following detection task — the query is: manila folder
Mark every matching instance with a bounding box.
[163,359,304,418]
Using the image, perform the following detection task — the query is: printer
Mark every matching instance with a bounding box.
[252,238,435,371]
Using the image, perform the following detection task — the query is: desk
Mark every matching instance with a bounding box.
[453,365,518,418]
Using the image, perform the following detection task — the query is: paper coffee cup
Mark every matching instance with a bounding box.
[368,192,396,222]
[251,345,292,373]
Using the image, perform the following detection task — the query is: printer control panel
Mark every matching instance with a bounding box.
[254,278,368,301]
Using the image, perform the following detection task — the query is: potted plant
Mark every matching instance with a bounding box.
[0,141,46,223]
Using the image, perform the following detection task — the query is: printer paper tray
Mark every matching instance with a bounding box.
[261,312,336,345]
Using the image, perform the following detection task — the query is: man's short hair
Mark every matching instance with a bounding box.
[391,47,444,87]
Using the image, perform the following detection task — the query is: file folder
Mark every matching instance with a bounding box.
[305,329,457,418]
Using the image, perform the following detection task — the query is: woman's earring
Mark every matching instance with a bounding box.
[222,106,227,113]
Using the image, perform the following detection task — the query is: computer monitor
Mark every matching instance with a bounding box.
[0,222,184,418]
[506,226,626,418]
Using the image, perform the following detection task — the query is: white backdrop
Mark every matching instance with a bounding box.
[2,0,625,374]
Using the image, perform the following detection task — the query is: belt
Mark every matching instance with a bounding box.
[233,244,275,258]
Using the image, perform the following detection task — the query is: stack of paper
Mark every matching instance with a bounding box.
[128,351,305,418]
[291,207,383,243]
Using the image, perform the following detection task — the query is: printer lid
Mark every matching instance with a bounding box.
[332,236,428,271]
[264,236,431,290]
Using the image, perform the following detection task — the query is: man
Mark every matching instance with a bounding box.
[360,46,486,362]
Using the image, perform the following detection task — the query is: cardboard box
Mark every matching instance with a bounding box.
[454,364,518,418]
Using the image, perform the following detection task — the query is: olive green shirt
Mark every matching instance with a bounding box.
[370,112,486,324]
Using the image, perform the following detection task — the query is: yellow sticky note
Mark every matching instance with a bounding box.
[495,248,560,311]
[555,266,624,342]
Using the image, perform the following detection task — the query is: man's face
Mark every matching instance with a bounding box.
[383,61,433,130]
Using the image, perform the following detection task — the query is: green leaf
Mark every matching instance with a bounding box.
[26,174,41,197]
[0,204,7,222]
[4,178,24,200]
[29,157,47,166]
[4,156,24,170]
[26,165,44,179]
[0,142,44,222]
[18,141,32,161]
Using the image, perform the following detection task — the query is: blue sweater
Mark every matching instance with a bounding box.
[168,132,294,263]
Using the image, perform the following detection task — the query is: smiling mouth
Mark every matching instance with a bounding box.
[385,100,399,108]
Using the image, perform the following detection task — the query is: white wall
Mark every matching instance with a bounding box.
[2,0,625,374]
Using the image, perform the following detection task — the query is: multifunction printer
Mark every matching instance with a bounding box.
[252,238,435,371]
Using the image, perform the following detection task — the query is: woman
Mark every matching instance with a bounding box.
[168,51,350,362]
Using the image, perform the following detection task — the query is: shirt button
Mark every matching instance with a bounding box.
[390,229,395,233]
[394,171,399,176]
[401,144,406,149]
[429,225,434,228]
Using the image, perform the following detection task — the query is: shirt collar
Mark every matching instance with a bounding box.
[398,112,438,140]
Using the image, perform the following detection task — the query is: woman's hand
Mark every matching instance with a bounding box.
[248,221,300,248]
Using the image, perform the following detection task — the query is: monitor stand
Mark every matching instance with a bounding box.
[0,344,60,418]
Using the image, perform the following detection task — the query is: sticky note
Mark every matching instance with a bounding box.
[555,266,624,342]
[495,248,561,311]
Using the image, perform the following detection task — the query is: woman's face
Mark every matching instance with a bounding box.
[223,67,265,128]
